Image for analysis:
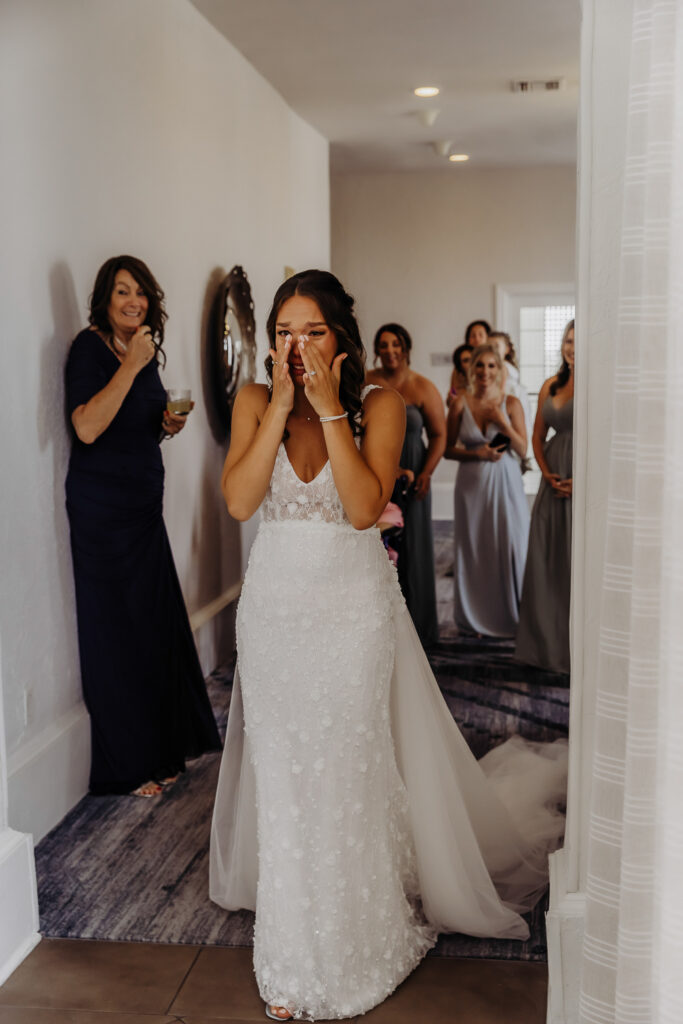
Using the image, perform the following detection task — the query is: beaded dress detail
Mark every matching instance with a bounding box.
[211,387,567,1021]
[261,446,350,525]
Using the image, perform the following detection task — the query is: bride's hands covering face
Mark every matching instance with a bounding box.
[299,336,347,419]
[268,333,294,415]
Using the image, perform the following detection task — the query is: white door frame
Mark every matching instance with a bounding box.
[0,644,40,986]
[494,282,576,339]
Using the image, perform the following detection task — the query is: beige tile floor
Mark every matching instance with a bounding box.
[0,939,547,1023]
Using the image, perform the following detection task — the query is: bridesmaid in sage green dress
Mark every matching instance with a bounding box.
[515,321,575,673]
[366,323,446,646]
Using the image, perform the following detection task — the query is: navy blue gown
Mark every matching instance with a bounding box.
[396,405,439,647]
[65,329,221,794]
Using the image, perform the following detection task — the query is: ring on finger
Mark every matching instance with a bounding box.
[308,369,317,377]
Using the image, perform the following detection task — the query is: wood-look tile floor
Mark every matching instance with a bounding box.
[0,939,547,1023]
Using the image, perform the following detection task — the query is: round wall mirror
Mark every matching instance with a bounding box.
[212,265,257,435]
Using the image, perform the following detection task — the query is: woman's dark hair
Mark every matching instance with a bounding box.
[88,255,167,367]
[549,319,575,396]
[452,343,473,373]
[265,270,366,435]
[372,322,413,365]
[464,319,491,344]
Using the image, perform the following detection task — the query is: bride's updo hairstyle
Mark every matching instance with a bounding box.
[265,270,367,435]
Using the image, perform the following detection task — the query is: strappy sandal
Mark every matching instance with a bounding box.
[158,775,179,787]
[265,1004,294,1020]
[131,780,162,798]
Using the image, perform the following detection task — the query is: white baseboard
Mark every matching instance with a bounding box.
[546,847,585,1024]
[189,581,242,634]
[8,703,90,845]
[6,585,243,846]
[0,829,40,986]
[192,585,240,676]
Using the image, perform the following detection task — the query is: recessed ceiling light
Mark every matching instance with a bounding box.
[448,154,469,162]
[414,86,440,98]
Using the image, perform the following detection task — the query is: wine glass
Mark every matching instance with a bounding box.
[165,388,192,415]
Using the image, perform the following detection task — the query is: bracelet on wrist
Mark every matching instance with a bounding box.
[320,411,348,423]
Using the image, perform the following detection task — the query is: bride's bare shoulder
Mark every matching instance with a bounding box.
[234,382,269,413]
[362,384,405,422]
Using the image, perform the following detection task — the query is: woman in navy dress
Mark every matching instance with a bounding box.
[65,255,220,797]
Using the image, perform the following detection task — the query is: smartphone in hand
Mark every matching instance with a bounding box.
[488,432,511,451]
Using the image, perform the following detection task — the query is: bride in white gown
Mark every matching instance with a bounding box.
[210,271,567,1022]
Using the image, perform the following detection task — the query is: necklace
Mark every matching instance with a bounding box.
[290,409,315,423]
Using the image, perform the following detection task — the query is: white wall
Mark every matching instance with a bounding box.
[0,0,329,846]
[331,166,576,514]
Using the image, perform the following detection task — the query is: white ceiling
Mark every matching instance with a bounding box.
[190,0,580,173]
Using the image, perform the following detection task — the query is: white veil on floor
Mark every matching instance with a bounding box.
[210,604,567,942]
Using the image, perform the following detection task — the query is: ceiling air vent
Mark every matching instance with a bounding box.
[510,78,565,93]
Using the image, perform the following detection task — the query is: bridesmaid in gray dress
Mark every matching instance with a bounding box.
[445,343,529,637]
[366,323,446,646]
[515,321,575,673]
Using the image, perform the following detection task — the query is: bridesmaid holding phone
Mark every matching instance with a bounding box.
[445,342,529,637]
[65,255,220,797]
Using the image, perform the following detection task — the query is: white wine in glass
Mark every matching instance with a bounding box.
[166,388,192,415]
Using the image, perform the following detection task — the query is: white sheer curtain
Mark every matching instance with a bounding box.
[579,2,683,1022]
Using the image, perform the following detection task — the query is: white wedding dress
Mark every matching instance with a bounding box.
[210,387,567,1021]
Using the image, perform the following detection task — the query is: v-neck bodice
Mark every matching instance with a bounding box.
[261,445,343,524]
[282,445,330,486]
